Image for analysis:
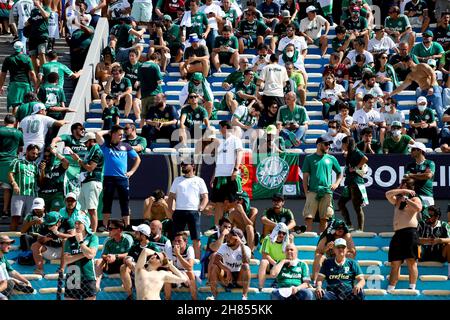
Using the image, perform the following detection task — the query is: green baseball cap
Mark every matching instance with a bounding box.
[191,72,203,82]
[44,211,61,226]
[163,14,172,21]
[391,121,402,128]
[422,30,433,37]
[76,214,92,234]
[266,125,277,135]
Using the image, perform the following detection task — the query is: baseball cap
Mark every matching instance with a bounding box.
[13,41,24,52]
[31,197,45,210]
[32,103,46,114]
[191,72,203,82]
[266,124,277,135]
[281,10,291,18]
[0,235,15,244]
[417,96,428,105]
[306,5,317,13]
[272,193,285,201]
[189,33,200,43]
[410,141,427,153]
[373,25,384,31]
[423,30,433,37]
[334,238,347,248]
[132,224,151,237]
[80,131,96,143]
[427,59,437,67]
[65,192,78,201]
[316,135,333,145]
[163,14,172,21]
[76,214,92,234]
[351,6,361,12]
[391,121,402,128]
[44,211,61,226]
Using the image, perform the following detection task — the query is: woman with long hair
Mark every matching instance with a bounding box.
[319,73,347,120]
[373,53,399,93]
[338,136,369,231]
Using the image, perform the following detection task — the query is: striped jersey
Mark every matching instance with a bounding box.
[9,158,38,196]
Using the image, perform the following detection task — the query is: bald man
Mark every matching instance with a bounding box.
[149,220,172,254]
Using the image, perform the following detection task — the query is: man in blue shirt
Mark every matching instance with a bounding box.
[96,125,141,230]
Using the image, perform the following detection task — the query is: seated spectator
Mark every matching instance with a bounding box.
[162,15,183,63]
[207,227,251,300]
[143,189,171,224]
[211,25,239,72]
[275,21,304,55]
[440,108,450,153]
[92,47,116,100]
[100,93,120,130]
[121,49,142,99]
[165,232,197,300]
[339,0,374,28]
[270,244,314,301]
[368,25,398,56]
[179,33,210,79]
[383,122,415,154]
[261,193,296,237]
[179,93,210,146]
[278,44,306,75]
[276,92,309,147]
[334,101,354,135]
[384,6,415,49]
[343,6,369,46]
[380,97,405,143]
[417,206,450,273]
[237,9,270,54]
[312,220,356,282]
[408,96,439,149]
[148,220,172,255]
[179,72,214,117]
[20,198,46,251]
[356,127,382,154]
[343,37,374,68]
[285,61,307,106]
[373,53,399,94]
[256,124,286,154]
[104,65,136,120]
[435,12,450,51]
[257,102,279,129]
[352,94,385,139]
[389,42,419,83]
[270,10,293,52]
[280,0,299,23]
[154,0,184,21]
[410,30,444,66]
[95,219,133,291]
[223,69,258,113]
[110,16,146,64]
[324,120,348,153]
[355,73,384,108]
[124,124,147,154]
[231,100,263,132]
[251,44,271,75]
[38,72,71,120]
[332,26,353,61]
[348,54,373,97]
[404,0,430,33]
[299,5,330,57]
[319,73,347,120]
[107,0,131,28]
[222,57,250,91]
[221,0,239,29]
[258,0,280,31]
[258,222,289,290]
[323,52,349,92]
[242,0,263,21]
[145,22,171,72]
[315,238,365,301]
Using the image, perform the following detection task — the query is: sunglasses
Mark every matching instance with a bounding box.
[322,142,332,146]
[328,126,337,129]
[151,253,161,261]
[278,231,287,236]
[189,95,198,99]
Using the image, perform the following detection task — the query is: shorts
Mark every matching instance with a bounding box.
[218,53,233,65]
[64,279,97,300]
[141,95,157,119]
[242,36,257,48]
[131,2,152,22]
[79,181,103,211]
[173,210,200,240]
[223,271,242,288]
[7,82,32,110]
[42,246,62,260]
[28,40,48,57]
[313,38,321,47]
[103,260,123,274]
[419,247,447,263]
[40,192,65,211]
[302,192,334,220]
[388,227,419,262]
[117,97,127,110]
[211,176,241,203]
[11,195,35,217]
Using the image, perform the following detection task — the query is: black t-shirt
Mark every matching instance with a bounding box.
[257,111,277,129]
[146,105,179,128]
[435,26,450,51]
[184,45,209,61]
[38,219,72,248]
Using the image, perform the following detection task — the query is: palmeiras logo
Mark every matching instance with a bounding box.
[256,156,289,189]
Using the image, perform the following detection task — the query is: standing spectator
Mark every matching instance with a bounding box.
[302,136,343,232]
[84,0,104,27]
[299,5,330,57]
[385,177,422,292]
[37,72,71,120]
[168,159,208,259]
[162,15,183,63]
[356,127,382,154]
[11,0,34,54]
[276,92,309,147]
[261,193,296,237]
[258,54,289,109]
[0,41,37,114]
[408,96,439,149]
[410,30,444,66]
[315,238,365,301]
[130,0,152,24]
[124,124,147,154]
[100,93,120,130]
[211,25,239,72]
[16,93,41,124]
[26,0,51,72]
[0,115,23,218]
[180,1,210,48]
[383,121,415,154]
[199,0,224,53]
[179,33,210,79]
[63,214,99,300]
[368,25,398,56]
[405,142,435,215]
[338,136,368,231]
[404,0,430,34]
[384,6,415,50]
[221,0,238,29]
[67,10,95,71]
[154,0,184,20]
[207,227,251,300]
[389,42,419,82]
[38,50,81,88]
[96,125,141,229]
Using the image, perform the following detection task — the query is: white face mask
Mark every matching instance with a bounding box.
[286,51,294,58]
[384,105,391,112]
[418,105,427,112]
[392,130,401,137]
[328,128,337,135]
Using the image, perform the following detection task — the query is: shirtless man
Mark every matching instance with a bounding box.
[385,177,422,293]
[143,190,171,221]
[135,248,188,300]
[387,56,444,123]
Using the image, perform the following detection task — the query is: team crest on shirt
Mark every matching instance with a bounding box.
[256,156,289,189]
[425,115,429,120]
[345,267,349,272]
[325,159,331,164]
[120,84,125,90]
[195,114,200,119]
[120,146,127,151]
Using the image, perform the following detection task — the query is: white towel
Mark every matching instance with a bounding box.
[269,222,289,252]
[180,10,192,28]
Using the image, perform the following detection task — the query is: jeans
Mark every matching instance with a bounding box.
[102,176,130,216]
[281,126,307,147]
[321,288,365,301]
[90,14,100,28]
[206,29,219,55]
[380,81,394,93]
[271,288,315,300]
[417,86,444,125]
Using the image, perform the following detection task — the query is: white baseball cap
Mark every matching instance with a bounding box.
[13,41,24,52]
[416,96,427,105]
[32,103,46,114]
[31,197,45,210]
[306,5,317,13]
[132,224,151,237]
[334,238,347,248]
[410,141,427,153]
[80,131,96,143]
[65,192,78,201]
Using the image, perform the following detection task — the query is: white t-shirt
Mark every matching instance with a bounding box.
[260,63,289,97]
[48,11,60,39]
[19,114,55,149]
[346,50,374,65]
[0,259,11,281]
[217,243,251,272]
[277,35,307,53]
[334,114,354,128]
[108,0,131,18]
[167,246,195,271]
[214,134,243,177]
[233,104,258,127]
[13,0,34,30]
[353,108,382,129]
[169,176,208,210]
[199,3,225,30]
[299,15,328,39]
[251,54,270,73]
[355,83,384,98]
[325,132,347,153]
[380,111,405,125]
[368,36,397,55]
[319,84,346,105]
[84,0,102,15]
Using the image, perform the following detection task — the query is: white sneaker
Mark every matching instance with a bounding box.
[242,295,248,300]
[206,295,215,300]
[135,118,141,124]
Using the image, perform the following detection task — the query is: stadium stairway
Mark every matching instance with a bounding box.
[0,35,76,125]
[2,230,449,300]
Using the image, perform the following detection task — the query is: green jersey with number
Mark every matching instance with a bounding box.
[405,159,435,197]
[102,233,134,255]
[276,260,310,288]
[9,158,38,196]
[39,61,74,88]
[38,83,66,111]
[302,153,342,193]
[64,233,99,281]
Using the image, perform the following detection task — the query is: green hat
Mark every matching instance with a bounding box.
[391,121,402,128]
[191,72,203,82]
[163,14,172,21]
[44,211,61,226]
[76,214,92,234]
[422,30,433,37]
[266,125,277,135]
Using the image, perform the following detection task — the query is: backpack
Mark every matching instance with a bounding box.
[17,250,35,266]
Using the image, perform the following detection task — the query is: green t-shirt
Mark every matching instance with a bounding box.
[276,260,310,288]
[384,14,411,33]
[114,23,134,48]
[224,70,244,87]
[121,61,142,89]
[23,212,46,234]
[259,235,286,262]
[238,20,269,37]
[29,5,51,39]
[319,258,363,294]
[16,101,39,122]
[164,24,181,47]
[263,207,295,225]
[125,136,147,155]
[81,144,104,183]
[181,105,208,128]
[149,234,170,253]
[302,154,342,193]
[214,35,239,58]
[39,162,66,194]
[102,105,120,130]
[382,135,412,154]
[1,52,33,83]
[138,61,163,98]
[61,134,88,158]
[0,127,23,162]
[110,77,132,98]
[332,34,350,53]
[409,108,435,124]
[70,27,94,50]
[9,158,38,196]
[343,16,368,32]
[405,159,435,197]
[59,208,83,230]
[410,42,444,61]
[277,105,309,126]
[187,12,209,37]
[356,139,382,154]
[38,83,66,114]
[344,149,365,185]
[0,254,14,278]
[235,81,257,104]
[39,61,74,88]
[222,8,238,26]
[102,233,134,255]
[64,233,99,281]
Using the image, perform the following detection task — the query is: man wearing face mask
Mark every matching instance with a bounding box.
[324,120,347,153]
[382,121,415,154]
[408,96,439,150]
